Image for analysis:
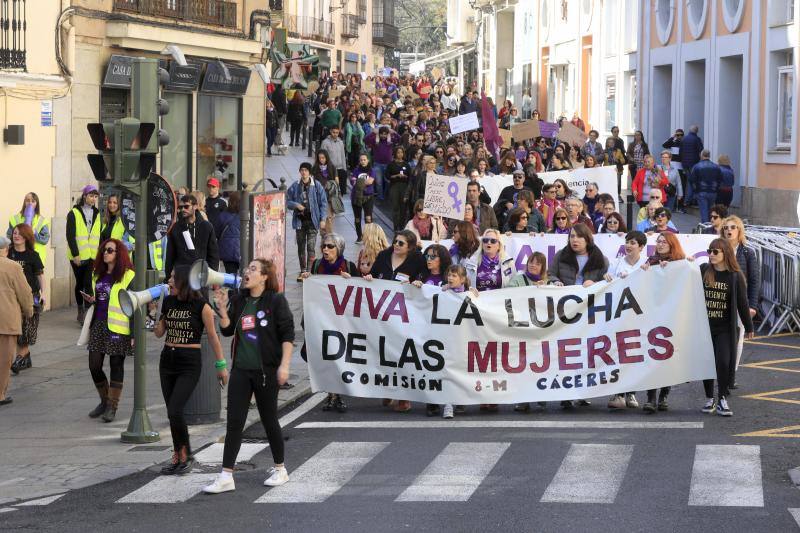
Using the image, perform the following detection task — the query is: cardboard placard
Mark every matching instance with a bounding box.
[431,66,444,81]
[448,111,479,134]
[511,120,541,142]
[499,128,513,148]
[328,88,341,99]
[557,121,589,146]
[423,174,469,220]
[362,80,376,95]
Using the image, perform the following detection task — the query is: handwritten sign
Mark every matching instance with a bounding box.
[511,119,541,142]
[362,80,376,95]
[423,174,468,220]
[539,120,559,139]
[328,88,341,99]
[499,128,512,148]
[448,111,479,135]
[557,121,589,147]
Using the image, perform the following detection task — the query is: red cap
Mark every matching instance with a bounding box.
[207,177,220,188]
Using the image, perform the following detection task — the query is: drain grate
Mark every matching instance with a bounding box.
[128,445,171,452]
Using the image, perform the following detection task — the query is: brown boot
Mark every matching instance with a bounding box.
[88,380,108,418]
[102,381,122,423]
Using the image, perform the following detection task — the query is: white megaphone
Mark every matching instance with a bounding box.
[23,204,35,226]
[119,284,169,317]
[189,259,240,291]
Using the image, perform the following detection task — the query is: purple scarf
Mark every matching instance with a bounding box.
[524,272,542,282]
[476,254,501,291]
[316,256,347,275]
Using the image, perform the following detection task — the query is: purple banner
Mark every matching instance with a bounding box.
[539,121,559,139]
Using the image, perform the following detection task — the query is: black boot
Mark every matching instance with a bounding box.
[10,352,31,374]
[88,380,108,418]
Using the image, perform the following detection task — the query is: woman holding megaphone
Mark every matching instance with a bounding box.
[203,258,295,494]
[153,265,227,476]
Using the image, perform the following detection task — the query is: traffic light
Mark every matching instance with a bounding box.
[87,122,115,182]
[86,119,156,184]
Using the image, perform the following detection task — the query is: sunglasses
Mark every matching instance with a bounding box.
[723,225,738,231]
[179,204,192,210]
[322,243,337,250]
[424,254,439,261]
[393,240,407,247]
[707,248,721,256]
[656,213,668,219]
[520,215,529,219]
[555,216,567,221]
[103,247,117,254]
[482,237,498,245]
[710,214,720,220]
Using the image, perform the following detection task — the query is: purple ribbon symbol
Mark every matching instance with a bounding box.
[448,182,462,213]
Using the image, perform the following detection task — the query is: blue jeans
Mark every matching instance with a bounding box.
[373,163,388,200]
[696,192,717,223]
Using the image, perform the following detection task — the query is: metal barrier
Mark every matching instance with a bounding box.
[700,222,800,334]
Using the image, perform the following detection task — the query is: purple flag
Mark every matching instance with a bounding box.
[481,91,502,158]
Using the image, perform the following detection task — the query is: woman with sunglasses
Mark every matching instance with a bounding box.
[721,215,760,389]
[405,199,448,242]
[553,178,572,201]
[700,238,754,416]
[549,208,572,235]
[504,208,533,235]
[365,229,425,284]
[599,212,627,235]
[703,204,728,234]
[548,224,608,408]
[81,238,134,423]
[645,207,678,234]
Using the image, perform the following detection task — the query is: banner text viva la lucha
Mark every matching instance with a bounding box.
[302,262,716,404]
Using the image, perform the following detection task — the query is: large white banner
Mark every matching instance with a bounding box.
[422,233,717,270]
[303,262,716,404]
[480,166,624,208]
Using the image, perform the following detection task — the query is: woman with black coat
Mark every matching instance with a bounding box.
[203,258,295,494]
[365,230,425,284]
[700,238,754,416]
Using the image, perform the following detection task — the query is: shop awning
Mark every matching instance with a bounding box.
[420,44,476,67]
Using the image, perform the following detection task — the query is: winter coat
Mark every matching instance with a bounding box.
[286,178,328,231]
[216,211,241,263]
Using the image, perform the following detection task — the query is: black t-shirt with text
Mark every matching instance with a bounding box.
[8,248,43,294]
[160,295,207,345]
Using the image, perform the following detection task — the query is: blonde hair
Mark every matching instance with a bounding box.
[479,228,509,261]
[361,223,389,258]
[718,154,731,166]
[721,215,747,245]
[190,191,208,220]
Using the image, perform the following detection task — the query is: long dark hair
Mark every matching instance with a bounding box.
[313,149,337,176]
[20,192,41,216]
[421,244,452,281]
[92,238,133,284]
[453,221,480,258]
[173,264,203,302]
[703,238,742,286]
[558,223,606,275]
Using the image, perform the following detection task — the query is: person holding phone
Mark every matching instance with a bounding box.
[82,238,134,423]
[203,258,294,494]
[153,265,227,475]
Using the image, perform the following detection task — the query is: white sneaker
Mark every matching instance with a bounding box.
[625,393,639,408]
[716,396,733,417]
[263,466,289,487]
[202,474,235,494]
[442,404,454,419]
[701,398,716,414]
[607,395,626,409]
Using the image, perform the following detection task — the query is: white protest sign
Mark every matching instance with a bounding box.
[448,111,479,134]
[303,261,716,404]
[423,174,469,220]
[480,166,620,209]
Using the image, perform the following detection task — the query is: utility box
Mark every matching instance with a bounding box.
[3,125,24,145]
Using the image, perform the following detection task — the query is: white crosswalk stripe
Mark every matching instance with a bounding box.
[688,445,764,507]
[540,444,634,504]
[396,442,510,502]
[116,473,218,504]
[255,442,389,503]
[193,443,268,465]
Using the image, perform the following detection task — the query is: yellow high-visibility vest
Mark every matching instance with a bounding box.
[92,268,135,335]
[9,213,50,266]
[68,207,101,261]
[148,239,164,272]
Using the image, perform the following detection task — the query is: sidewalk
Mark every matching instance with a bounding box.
[0,145,347,505]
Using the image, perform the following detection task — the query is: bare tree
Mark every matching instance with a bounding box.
[395,0,447,56]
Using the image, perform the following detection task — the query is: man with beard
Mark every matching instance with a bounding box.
[165,194,220,279]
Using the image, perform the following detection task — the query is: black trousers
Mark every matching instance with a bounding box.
[222,367,284,469]
[352,197,374,241]
[70,260,92,307]
[89,351,124,384]
[704,330,734,399]
[289,120,303,145]
[159,346,202,453]
[337,169,348,195]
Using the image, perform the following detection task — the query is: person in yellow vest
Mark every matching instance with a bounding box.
[7,192,50,268]
[81,238,134,423]
[99,194,134,253]
[66,185,101,325]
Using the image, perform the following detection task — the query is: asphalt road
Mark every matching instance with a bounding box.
[3,335,799,532]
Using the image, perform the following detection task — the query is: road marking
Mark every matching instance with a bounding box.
[743,340,800,350]
[396,442,510,502]
[194,442,268,465]
[279,392,327,428]
[0,508,17,514]
[255,442,389,503]
[14,494,64,507]
[741,357,800,374]
[295,421,703,430]
[688,445,763,507]
[789,508,800,527]
[540,444,633,503]
[116,473,218,504]
[749,332,798,340]
[736,425,800,439]
[742,387,800,406]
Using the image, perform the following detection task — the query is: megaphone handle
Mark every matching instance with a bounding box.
[154,285,167,323]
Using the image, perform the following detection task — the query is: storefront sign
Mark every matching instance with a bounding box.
[166,63,201,92]
[103,55,134,88]
[201,62,252,95]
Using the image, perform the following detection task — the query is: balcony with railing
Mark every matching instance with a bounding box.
[113,0,238,29]
[285,14,334,45]
[356,0,367,24]
[372,23,398,48]
[0,0,26,71]
[341,13,359,39]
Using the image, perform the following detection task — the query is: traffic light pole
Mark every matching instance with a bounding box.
[121,58,159,444]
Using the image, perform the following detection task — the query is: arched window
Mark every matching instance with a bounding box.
[655,0,675,45]
[722,0,745,32]
[686,0,709,39]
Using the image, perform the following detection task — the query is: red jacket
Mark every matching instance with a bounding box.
[632,168,669,203]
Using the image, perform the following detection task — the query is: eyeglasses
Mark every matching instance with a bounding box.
[710,214,720,220]
[103,247,117,254]
[723,225,738,231]
[393,240,407,247]
[482,237,499,245]
[555,216,567,221]
[179,204,192,210]
[656,213,668,219]
[707,248,721,256]
[322,243,337,250]
[424,254,439,261]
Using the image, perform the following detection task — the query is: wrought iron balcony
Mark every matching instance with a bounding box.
[341,14,359,39]
[113,0,238,29]
[372,23,398,48]
[284,14,334,45]
[0,0,26,71]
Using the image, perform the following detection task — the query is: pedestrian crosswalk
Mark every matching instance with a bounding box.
[113,441,767,507]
